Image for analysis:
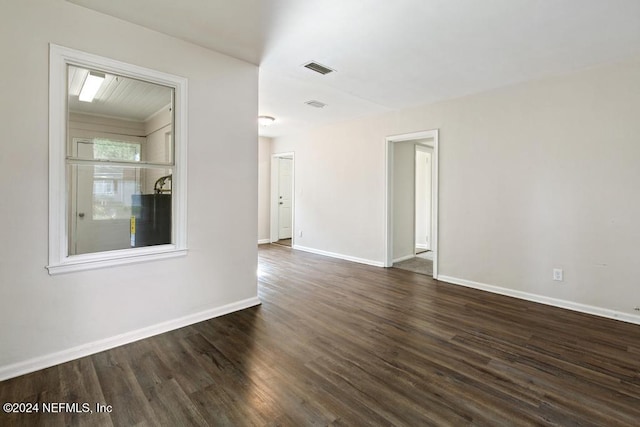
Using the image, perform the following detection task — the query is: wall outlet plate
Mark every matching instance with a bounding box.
[553,268,563,281]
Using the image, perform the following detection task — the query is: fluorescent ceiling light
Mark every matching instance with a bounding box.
[258,115,276,126]
[79,71,105,102]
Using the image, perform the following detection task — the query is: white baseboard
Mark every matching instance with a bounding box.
[292,245,385,267]
[0,296,261,381]
[257,239,270,244]
[438,275,640,326]
[393,254,416,263]
[416,244,429,250]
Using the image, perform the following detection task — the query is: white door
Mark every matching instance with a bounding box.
[71,140,138,255]
[278,157,293,239]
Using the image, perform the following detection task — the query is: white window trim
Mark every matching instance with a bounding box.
[47,44,188,275]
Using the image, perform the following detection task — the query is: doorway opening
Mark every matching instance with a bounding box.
[270,152,295,247]
[385,130,439,278]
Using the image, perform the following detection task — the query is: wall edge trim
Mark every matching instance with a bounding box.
[0,296,261,381]
[438,275,640,326]
[293,245,385,267]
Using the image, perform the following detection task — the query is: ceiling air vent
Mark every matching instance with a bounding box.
[305,100,327,108]
[303,61,335,75]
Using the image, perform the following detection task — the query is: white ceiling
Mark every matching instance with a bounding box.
[68,0,640,138]
[68,65,172,122]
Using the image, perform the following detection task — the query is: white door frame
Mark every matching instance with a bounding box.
[270,152,295,243]
[385,130,439,278]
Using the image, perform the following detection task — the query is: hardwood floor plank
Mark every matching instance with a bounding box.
[144,378,208,426]
[91,348,161,426]
[57,359,113,427]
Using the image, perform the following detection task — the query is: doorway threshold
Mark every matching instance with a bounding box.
[272,238,292,248]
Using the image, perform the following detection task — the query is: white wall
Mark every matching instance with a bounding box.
[272,56,640,321]
[392,142,415,261]
[69,112,147,140]
[258,137,272,242]
[0,0,259,378]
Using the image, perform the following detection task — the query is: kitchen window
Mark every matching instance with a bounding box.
[47,45,188,274]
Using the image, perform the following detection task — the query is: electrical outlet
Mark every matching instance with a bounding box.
[553,268,563,281]
[299,230,303,237]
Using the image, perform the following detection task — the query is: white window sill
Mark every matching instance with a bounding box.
[46,246,187,275]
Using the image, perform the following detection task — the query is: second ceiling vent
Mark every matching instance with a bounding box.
[303,61,335,75]
[305,100,327,108]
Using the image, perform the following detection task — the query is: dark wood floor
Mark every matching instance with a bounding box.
[2,244,640,426]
